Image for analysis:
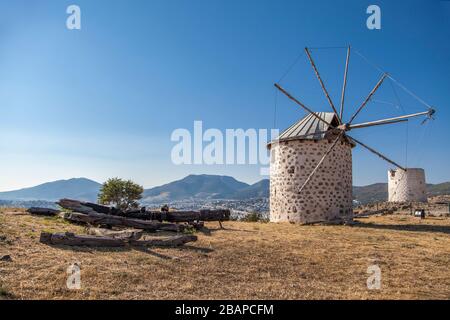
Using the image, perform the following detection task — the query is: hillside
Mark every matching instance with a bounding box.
[0,178,101,202]
[142,174,250,202]
[352,183,388,204]
[428,182,450,196]
[228,179,270,199]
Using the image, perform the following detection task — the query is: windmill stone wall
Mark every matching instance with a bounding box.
[269,137,353,224]
[388,168,427,202]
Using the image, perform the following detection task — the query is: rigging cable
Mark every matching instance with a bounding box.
[354,49,433,109]
[277,51,305,83]
[274,47,346,128]
[415,119,433,168]
[389,78,408,168]
[274,50,306,130]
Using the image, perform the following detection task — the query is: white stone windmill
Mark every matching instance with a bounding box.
[268,46,435,224]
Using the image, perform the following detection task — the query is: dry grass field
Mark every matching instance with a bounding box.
[1,207,449,300]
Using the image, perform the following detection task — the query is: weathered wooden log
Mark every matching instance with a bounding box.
[27,207,60,216]
[56,199,99,215]
[40,232,197,247]
[58,198,230,222]
[86,227,143,241]
[57,198,122,215]
[188,221,205,230]
[130,235,197,247]
[118,209,230,222]
[40,232,126,247]
[64,211,185,232]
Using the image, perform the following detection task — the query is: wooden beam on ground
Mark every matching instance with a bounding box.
[86,227,143,241]
[40,232,197,247]
[27,207,60,216]
[129,235,198,247]
[64,211,185,232]
[40,232,126,247]
[57,198,230,222]
[56,199,99,215]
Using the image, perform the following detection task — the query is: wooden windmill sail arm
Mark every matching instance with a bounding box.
[298,131,344,194]
[305,47,341,123]
[274,83,334,127]
[347,135,406,170]
[348,118,407,130]
[348,73,388,124]
[348,109,434,130]
[339,46,350,120]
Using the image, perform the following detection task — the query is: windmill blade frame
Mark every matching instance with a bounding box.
[339,46,350,120]
[348,73,388,124]
[348,109,435,130]
[274,83,334,127]
[348,118,408,130]
[305,47,341,123]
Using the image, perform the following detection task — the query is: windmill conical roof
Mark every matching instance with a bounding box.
[270,112,339,145]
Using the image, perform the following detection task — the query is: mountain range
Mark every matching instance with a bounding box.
[1,175,450,205]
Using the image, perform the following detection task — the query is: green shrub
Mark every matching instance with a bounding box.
[241,212,268,223]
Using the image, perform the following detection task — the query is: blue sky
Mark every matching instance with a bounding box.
[0,0,449,191]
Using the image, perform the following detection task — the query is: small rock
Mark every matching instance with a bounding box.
[0,255,13,262]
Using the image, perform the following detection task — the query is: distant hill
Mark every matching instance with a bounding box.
[142,174,250,202]
[0,178,101,202]
[427,182,450,196]
[352,183,388,204]
[228,179,270,199]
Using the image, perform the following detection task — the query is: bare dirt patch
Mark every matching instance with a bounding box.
[1,208,449,299]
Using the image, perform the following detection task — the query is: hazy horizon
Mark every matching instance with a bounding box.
[1,173,449,194]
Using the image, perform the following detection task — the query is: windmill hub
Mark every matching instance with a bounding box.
[337,123,350,131]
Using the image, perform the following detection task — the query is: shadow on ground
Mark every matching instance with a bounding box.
[354,221,450,235]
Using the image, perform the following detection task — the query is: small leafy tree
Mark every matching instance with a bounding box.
[98,178,144,211]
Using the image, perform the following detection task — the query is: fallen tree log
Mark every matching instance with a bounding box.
[119,209,230,222]
[56,199,99,215]
[188,221,205,230]
[151,209,230,222]
[40,232,197,247]
[86,227,143,241]
[129,235,197,247]
[40,232,125,247]
[57,198,230,222]
[27,207,60,216]
[64,211,185,232]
